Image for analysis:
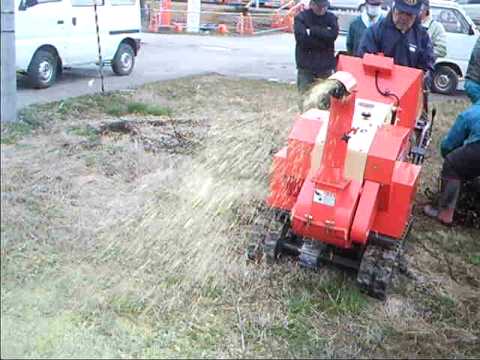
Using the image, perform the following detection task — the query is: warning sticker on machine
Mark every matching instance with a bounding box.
[313,189,336,207]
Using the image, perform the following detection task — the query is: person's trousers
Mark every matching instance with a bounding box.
[442,141,480,181]
[297,68,333,112]
[296,68,333,94]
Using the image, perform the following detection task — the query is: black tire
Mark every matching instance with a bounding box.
[27,49,58,89]
[112,43,135,76]
[432,66,458,95]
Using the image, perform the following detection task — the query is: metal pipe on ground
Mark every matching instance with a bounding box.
[253,26,288,35]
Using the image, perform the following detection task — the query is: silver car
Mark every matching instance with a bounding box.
[329,0,392,10]
[456,0,480,25]
[329,0,365,10]
[334,0,479,94]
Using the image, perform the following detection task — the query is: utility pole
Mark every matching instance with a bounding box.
[1,0,17,122]
[186,0,200,33]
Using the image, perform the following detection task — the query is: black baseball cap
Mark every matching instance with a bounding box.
[311,0,330,7]
[393,0,422,15]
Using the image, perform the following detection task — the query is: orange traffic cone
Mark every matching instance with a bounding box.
[284,14,293,33]
[236,13,254,35]
[271,13,282,29]
[148,12,159,32]
[159,0,172,27]
[173,22,183,32]
[217,24,229,34]
[244,14,254,35]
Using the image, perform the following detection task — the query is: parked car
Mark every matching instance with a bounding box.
[329,0,392,11]
[15,0,142,88]
[330,0,364,10]
[429,0,479,94]
[456,0,480,25]
[334,0,479,95]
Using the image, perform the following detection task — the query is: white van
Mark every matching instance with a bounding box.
[430,0,479,94]
[334,0,479,95]
[15,0,142,88]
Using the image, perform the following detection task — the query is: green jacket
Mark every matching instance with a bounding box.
[347,16,367,56]
[422,17,447,59]
[466,38,480,84]
[347,13,383,56]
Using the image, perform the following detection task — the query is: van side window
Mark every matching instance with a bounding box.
[431,7,470,34]
[19,0,60,10]
[111,0,135,5]
[71,0,104,5]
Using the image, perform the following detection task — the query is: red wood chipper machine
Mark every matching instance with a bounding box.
[248,54,435,299]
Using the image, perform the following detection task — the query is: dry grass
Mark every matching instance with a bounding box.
[1,75,479,358]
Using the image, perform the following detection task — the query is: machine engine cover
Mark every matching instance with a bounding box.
[291,176,362,249]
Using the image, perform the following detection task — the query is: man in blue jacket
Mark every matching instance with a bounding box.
[347,0,384,56]
[294,0,339,95]
[423,42,480,225]
[357,0,435,81]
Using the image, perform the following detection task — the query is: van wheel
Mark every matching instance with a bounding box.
[432,66,458,95]
[27,50,58,89]
[112,43,135,76]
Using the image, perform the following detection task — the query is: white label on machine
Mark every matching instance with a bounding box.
[313,189,336,207]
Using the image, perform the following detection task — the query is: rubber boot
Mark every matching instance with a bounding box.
[423,177,461,225]
[423,176,445,219]
[437,178,461,225]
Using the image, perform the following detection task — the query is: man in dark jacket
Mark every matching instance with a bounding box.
[357,0,434,79]
[294,0,339,94]
[347,0,384,56]
[423,42,480,225]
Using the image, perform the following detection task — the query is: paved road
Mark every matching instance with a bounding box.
[17,33,298,109]
[17,32,463,108]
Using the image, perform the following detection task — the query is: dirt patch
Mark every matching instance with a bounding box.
[1,75,479,358]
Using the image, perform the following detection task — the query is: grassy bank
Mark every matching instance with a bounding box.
[1,75,479,358]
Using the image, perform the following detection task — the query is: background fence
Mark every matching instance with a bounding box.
[143,0,359,35]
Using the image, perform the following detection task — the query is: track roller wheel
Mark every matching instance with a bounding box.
[246,225,267,261]
[357,243,400,300]
[298,241,324,270]
[264,231,283,264]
